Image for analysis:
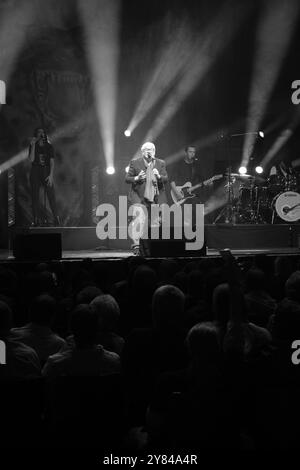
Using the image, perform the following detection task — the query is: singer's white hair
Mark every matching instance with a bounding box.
[141,141,155,152]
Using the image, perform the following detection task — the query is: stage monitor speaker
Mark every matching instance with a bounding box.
[13,233,62,260]
[140,227,206,257]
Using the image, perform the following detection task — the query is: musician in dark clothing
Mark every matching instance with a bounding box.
[168,146,204,227]
[270,160,293,176]
[125,141,168,255]
[169,146,199,203]
[168,145,214,207]
[28,128,59,226]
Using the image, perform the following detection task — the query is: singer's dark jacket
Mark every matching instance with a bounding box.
[125,157,168,204]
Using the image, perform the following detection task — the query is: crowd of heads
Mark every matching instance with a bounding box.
[1,253,300,450]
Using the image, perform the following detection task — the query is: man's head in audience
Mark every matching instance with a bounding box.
[29,294,56,327]
[35,270,56,295]
[158,259,179,284]
[70,304,98,348]
[186,322,221,365]
[0,300,13,339]
[90,294,120,333]
[152,285,185,331]
[132,266,157,300]
[75,286,103,305]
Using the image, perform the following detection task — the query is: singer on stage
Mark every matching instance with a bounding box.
[125,141,168,254]
[28,127,59,226]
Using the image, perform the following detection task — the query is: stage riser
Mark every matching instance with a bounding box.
[10,227,132,251]
[205,225,300,250]
[9,224,300,252]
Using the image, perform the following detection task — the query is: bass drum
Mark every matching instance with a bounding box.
[273,191,300,222]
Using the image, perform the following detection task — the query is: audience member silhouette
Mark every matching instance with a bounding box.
[42,304,120,378]
[11,294,65,364]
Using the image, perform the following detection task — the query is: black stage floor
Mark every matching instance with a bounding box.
[1,247,300,263]
[1,223,299,263]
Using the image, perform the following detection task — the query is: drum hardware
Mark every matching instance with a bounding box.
[284,174,298,191]
[236,184,257,224]
[267,175,285,194]
[235,176,269,224]
[213,167,239,224]
[214,167,300,224]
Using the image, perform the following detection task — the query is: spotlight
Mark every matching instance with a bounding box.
[124,129,131,137]
[242,0,299,168]
[106,166,115,175]
[79,0,120,174]
[239,166,247,175]
[255,166,263,174]
[0,80,6,104]
[259,131,264,138]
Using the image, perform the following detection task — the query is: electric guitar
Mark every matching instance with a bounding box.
[171,174,223,205]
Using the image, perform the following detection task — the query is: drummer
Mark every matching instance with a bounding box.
[269,160,294,178]
[269,160,298,192]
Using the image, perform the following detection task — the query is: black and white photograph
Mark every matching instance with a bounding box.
[1,0,300,460]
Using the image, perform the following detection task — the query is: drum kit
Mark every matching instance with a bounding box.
[214,168,300,224]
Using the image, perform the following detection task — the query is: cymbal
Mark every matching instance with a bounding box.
[229,173,254,178]
[255,176,266,184]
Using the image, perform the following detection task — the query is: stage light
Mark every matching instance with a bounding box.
[259,131,264,138]
[0,149,28,173]
[239,166,247,175]
[106,166,115,175]
[124,129,131,137]
[261,128,293,168]
[0,1,35,84]
[242,0,299,169]
[255,166,263,174]
[78,0,121,170]
[0,80,6,104]
[143,3,250,143]
[126,3,249,138]
[125,17,194,136]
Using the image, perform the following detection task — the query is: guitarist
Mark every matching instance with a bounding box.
[169,145,198,203]
[169,145,204,226]
[169,145,213,204]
